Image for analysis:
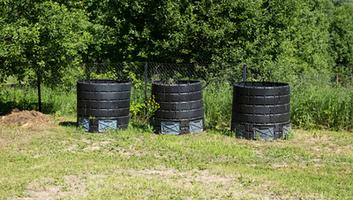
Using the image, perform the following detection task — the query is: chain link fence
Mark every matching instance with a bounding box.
[83,62,246,104]
[2,61,353,130]
[0,61,244,115]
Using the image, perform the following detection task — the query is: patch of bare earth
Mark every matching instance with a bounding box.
[0,137,5,147]
[12,169,324,199]
[291,130,353,157]
[0,110,52,130]
[0,110,54,149]
[0,127,43,149]
[82,139,112,152]
[13,176,86,200]
[65,139,113,152]
[85,169,323,199]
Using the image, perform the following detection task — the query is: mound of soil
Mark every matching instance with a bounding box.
[0,110,51,128]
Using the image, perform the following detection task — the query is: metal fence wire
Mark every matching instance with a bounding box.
[82,61,353,111]
[83,62,245,103]
[84,62,212,81]
[1,61,353,124]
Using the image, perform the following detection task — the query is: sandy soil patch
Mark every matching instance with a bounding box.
[13,176,86,200]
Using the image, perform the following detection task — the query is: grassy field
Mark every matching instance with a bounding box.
[1,117,353,200]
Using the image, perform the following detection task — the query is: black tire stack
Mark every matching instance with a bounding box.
[231,82,291,140]
[152,80,204,135]
[77,80,131,132]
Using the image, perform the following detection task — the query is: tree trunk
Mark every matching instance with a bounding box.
[144,62,148,116]
[37,71,42,112]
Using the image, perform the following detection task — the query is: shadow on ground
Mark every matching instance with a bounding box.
[130,120,152,130]
[59,121,77,127]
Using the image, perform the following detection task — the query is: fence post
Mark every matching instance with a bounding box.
[144,62,148,114]
[242,64,247,82]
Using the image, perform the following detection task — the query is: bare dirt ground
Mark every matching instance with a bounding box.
[0,110,52,129]
[12,169,293,200]
[13,176,87,200]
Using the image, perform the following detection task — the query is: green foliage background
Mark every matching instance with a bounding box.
[1,0,353,130]
[1,0,353,84]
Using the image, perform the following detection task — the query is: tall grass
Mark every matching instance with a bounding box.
[0,85,76,115]
[203,83,232,129]
[203,82,353,131]
[2,82,353,131]
[291,84,353,130]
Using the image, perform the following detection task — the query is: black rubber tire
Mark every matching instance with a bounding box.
[77,80,131,132]
[158,100,203,111]
[152,80,202,93]
[155,108,204,120]
[233,104,290,114]
[231,81,291,140]
[235,82,290,96]
[232,113,290,123]
[77,100,130,109]
[154,91,202,102]
[77,91,130,101]
[152,80,204,134]
[77,80,131,92]
[153,116,204,123]
[233,94,290,105]
[77,108,130,117]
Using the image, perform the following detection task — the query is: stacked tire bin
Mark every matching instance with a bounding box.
[152,80,204,135]
[231,82,291,140]
[77,80,131,132]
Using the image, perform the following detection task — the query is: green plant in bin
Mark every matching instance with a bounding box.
[126,70,143,89]
[130,96,160,122]
[130,102,144,118]
[146,96,160,119]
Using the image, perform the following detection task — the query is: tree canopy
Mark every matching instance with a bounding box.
[0,0,353,84]
[0,0,92,84]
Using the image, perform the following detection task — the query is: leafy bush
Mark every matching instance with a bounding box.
[330,2,353,84]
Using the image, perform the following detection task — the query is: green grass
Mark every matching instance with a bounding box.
[3,82,353,131]
[0,85,76,115]
[203,82,232,129]
[1,82,353,198]
[291,84,353,130]
[1,120,353,199]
